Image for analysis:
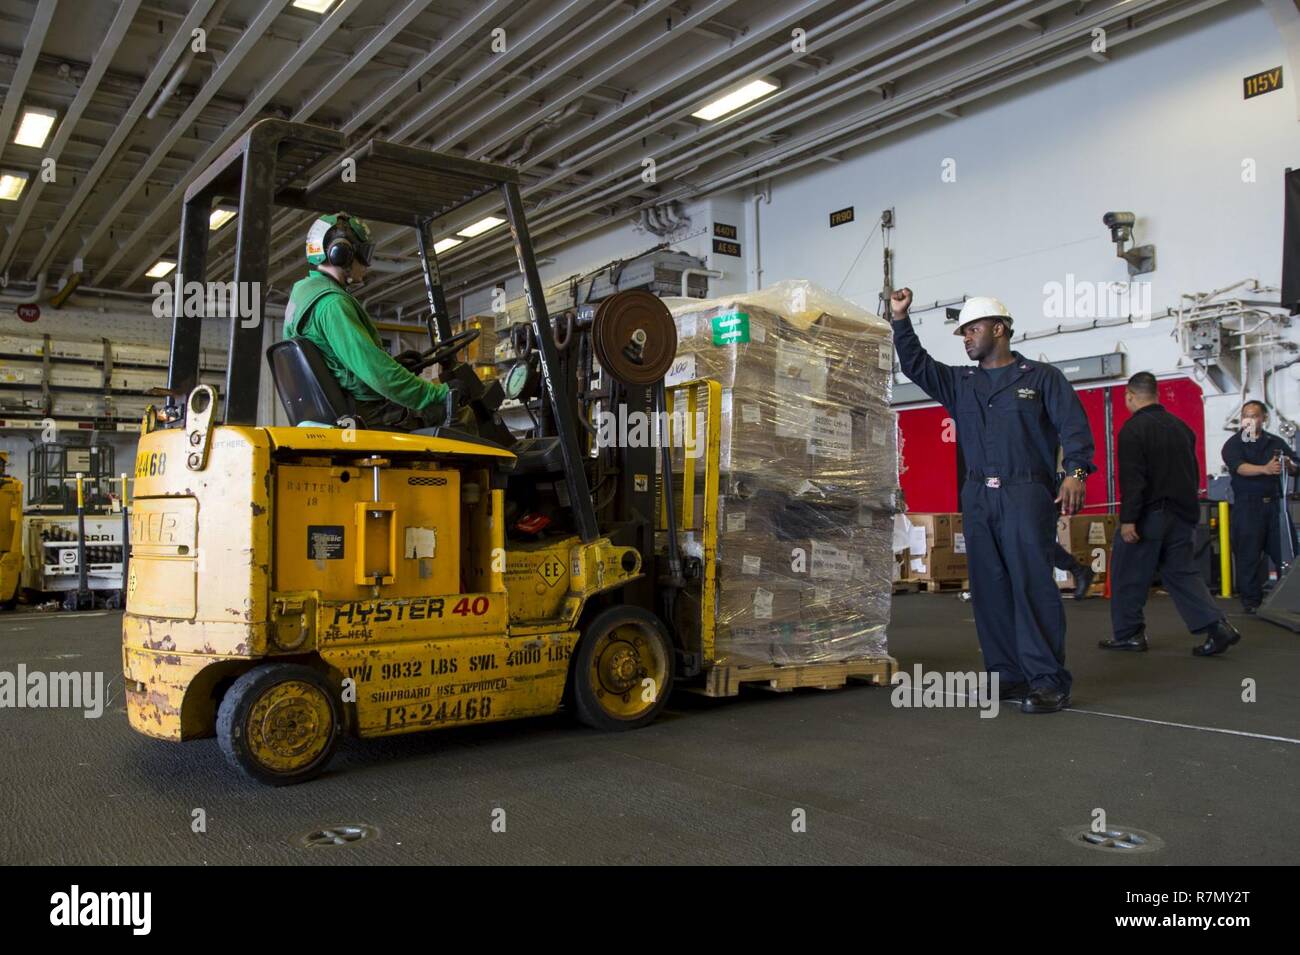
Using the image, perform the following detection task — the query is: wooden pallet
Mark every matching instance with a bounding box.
[920,577,969,593]
[698,655,897,698]
[892,579,920,595]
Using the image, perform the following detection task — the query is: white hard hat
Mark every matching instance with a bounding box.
[953,296,1013,335]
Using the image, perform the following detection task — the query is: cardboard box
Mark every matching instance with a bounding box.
[1055,514,1116,589]
[717,534,872,585]
[905,513,968,581]
[717,581,804,626]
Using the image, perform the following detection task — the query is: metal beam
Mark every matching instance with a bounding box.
[292,0,434,121]
[93,0,366,285]
[0,0,142,273]
[339,0,515,136]
[167,191,212,397]
[432,0,716,156]
[223,129,279,425]
[123,0,516,288]
[0,0,57,168]
[501,180,598,543]
[24,0,218,280]
[66,0,292,287]
[389,0,603,144]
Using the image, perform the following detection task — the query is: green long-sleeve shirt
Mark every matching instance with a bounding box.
[283,271,448,411]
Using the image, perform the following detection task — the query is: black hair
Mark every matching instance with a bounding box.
[1242,400,1269,417]
[1126,371,1157,398]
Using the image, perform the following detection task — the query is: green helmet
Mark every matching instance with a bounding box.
[305,212,375,267]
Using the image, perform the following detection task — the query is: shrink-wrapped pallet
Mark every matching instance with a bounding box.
[665,281,898,667]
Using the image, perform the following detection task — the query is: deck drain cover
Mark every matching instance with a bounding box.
[296,824,377,848]
[1064,825,1163,854]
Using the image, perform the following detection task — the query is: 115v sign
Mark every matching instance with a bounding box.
[1243,66,1282,99]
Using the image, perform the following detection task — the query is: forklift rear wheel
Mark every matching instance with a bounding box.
[217,664,341,786]
[572,606,674,731]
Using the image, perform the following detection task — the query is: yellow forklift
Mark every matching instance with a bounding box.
[124,120,699,784]
[0,452,21,610]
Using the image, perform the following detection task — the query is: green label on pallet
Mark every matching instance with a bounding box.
[712,311,750,345]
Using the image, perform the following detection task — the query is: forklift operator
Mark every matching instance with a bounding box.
[284,212,450,429]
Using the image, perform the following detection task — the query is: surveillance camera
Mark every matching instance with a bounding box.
[1102,211,1155,274]
[1103,210,1136,245]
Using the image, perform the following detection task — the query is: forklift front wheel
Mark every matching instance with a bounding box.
[572,606,674,731]
[217,664,341,786]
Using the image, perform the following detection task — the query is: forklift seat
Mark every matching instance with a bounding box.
[268,338,562,473]
[266,338,359,427]
[510,436,565,474]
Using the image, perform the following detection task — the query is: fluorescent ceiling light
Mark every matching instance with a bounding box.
[0,171,28,201]
[209,208,236,231]
[433,237,463,254]
[691,78,780,121]
[14,107,57,148]
[457,216,504,238]
[291,0,336,12]
[145,260,176,279]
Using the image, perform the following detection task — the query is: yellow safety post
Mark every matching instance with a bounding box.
[72,471,91,609]
[1218,500,1232,597]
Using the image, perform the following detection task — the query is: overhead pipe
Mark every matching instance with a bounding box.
[680,267,722,297]
[145,0,233,120]
[0,272,47,306]
[0,280,158,305]
[749,183,770,292]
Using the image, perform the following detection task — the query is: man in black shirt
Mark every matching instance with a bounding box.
[1222,400,1299,613]
[1100,373,1241,655]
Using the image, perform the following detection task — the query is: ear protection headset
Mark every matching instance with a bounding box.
[326,214,374,268]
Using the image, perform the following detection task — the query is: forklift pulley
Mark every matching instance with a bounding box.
[591,290,678,385]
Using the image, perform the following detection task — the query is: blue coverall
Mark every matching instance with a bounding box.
[894,316,1095,692]
[1222,429,1299,609]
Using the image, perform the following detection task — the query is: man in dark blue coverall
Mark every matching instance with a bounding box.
[891,289,1094,713]
[1222,400,1299,613]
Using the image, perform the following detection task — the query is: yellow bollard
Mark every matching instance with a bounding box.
[1218,501,1232,597]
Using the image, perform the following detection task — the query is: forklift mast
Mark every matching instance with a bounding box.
[165,119,599,542]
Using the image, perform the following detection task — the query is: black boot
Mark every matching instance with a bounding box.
[1021,686,1071,713]
[1099,628,1148,651]
[1192,619,1242,657]
[1073,565,1096,600]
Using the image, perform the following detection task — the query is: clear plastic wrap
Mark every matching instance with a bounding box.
[664,281,898,667]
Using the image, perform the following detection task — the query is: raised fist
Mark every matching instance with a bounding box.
[890,287,913,321]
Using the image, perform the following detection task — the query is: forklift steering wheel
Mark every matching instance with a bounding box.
[407,328,480,373]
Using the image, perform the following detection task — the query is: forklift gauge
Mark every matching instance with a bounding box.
[504,359,537,400]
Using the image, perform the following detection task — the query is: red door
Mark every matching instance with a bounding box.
[897,404,959,512]
[897,374,1206,514]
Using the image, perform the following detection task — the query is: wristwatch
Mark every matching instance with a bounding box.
[1069,467,1088,482]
